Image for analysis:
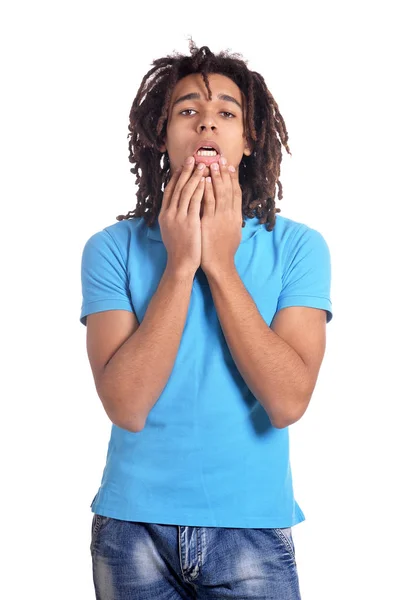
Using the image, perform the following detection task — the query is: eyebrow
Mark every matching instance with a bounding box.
[172,92,242,111]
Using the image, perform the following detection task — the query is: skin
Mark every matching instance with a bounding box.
[158,72,252,187]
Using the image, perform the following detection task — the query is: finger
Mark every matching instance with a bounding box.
[218,156,230,185]
[167,158,198,212]
[209,162,227,211]
[176,161,206,212]
[227,165,242,213]
[203,176,215,217]
[187,176,206,216]
[219,156,233,208]
[159,166,183,213]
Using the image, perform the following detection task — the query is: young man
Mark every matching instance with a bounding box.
[81,40,332,599]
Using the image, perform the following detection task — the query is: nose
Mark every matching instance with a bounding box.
[198,113,217,133]
[195,104,218,133]
[200,125,216,131]
[199,124,216,131]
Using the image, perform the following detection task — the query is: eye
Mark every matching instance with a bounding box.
[180,109,236,118]
[220,111,235,118]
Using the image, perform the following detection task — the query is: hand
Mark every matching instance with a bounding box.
[200,158,242,277]
[158,157,206,277]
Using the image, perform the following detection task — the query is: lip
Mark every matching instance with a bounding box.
[193,140,221,166]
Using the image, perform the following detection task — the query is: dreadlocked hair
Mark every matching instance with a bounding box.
[116,38,291,232]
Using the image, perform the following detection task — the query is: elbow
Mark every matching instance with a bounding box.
[128,417,146,433]
[100,392,146,433]
[97,373,146,433]
[111,403,146,432]
[271,418,287,429]
[271,414,300,429]
[112,414,145,433]
[269,395,311,429]
[124,421,145,433]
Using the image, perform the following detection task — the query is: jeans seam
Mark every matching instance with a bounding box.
[273,528,296,563]
[91,515,110,550]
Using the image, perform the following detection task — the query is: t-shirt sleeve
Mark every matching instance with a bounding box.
[80,229,133,326]
[276,225,333,323]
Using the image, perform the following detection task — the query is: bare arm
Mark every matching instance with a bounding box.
[86,158,207,432]
[87,263,195,433]
[206,266,326,428]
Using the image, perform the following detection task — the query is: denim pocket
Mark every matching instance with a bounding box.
[91,514,110,547]
[272,527,296,561]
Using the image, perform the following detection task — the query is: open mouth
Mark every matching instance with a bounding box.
[194,144,221,166]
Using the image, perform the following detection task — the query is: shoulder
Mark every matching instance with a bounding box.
[273,214,330,257]
[273,213,320,238]
[82,216,146,255]
[103,216,145,245]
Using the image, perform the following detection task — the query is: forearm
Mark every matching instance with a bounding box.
[207,266,310,428]
[102,263,194,432]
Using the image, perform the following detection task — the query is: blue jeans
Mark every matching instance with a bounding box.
[91,515,301,599]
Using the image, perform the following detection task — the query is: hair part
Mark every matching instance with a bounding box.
[116,38,291,232]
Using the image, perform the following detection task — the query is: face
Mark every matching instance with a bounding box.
[158,73,252,179]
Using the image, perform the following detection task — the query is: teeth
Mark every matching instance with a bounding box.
[197,150,217,156]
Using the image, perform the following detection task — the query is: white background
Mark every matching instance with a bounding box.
[1,1,398,598]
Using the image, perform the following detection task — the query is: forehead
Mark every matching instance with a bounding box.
[169,73,245,108]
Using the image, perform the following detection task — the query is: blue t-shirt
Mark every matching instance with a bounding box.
[80,213,333,528]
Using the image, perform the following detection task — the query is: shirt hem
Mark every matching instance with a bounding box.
[90,503,306,529]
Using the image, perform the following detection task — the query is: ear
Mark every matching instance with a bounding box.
[158,139,167,153]
[244,140,253,156]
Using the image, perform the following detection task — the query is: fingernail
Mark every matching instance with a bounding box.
[220,156,227,165]
[211,162,219,170]
[185,156,194,165]
[228,165,236,172]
